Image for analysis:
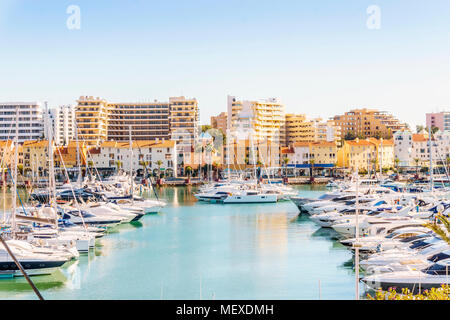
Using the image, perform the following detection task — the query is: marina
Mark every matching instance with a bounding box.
[0,185,361,300]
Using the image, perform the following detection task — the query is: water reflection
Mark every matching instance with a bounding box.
[0,270,67,298]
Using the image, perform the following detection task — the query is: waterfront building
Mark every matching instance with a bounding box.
[426,111,450,132]
[337,139,377,173]
[332,108,406,140]
[285,114,341,146]
[0,102,44,142]
[394,130,450,168]
[227,95,285,144]
[0,140,14,168]
[367,138,395,170]
[107,101,170,141]
[210,112,227,134]
[75,96,109,146]
[89,140,177,176]
[224,138,280,168]
[54,141,87,168]
[22,140,52,177]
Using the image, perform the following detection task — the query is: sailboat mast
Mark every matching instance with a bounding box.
[76,127,81,186]
[129,126,133,203]
[429,126,433,191]
[46,102,58,229]
[11,107,18,238]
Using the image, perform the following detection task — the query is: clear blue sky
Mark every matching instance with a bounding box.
[1,0,450,128]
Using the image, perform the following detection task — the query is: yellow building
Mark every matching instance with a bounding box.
[367,138,395,170]
[285,114,341,146]
[107,101,170,141]
[75,96,109,145]
[309,141,338,165]
[227,95,285,144]
[54,141,87,168]
[22,140,52,176]
[169,96,199,148]
[337,139,377,172]
[333,108,406,140]
[0,140,14,168]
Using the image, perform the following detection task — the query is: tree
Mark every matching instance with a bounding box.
[185,165,193,178]
[344,132,356,141]
[201,125,212,133]
[309,159,315,177]
[416,125,424,133]
[156,160,163,178]
[414,158,420,176]
[394,157,400,172]
[115,160,122,172]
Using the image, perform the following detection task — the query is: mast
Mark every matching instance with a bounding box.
[129,125,134,204]
[379,138,383,177]
[354,171,360,300]
[46,102,58,229]
[11,107,18,238]
[76,127,81,187]
[428,126,433,191]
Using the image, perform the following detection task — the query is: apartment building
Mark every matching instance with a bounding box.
[227,95,285,144]
[426,111,450,132]
[393,130,450,167]
[169,96,199,147]
[108,101,170,141]
[48,105,76,145]
[22,140,52,176]
[75,96,109,146]
[333,108,406,140]
[224,138,280,168]
[210,112,227,133]
[285,114,341,146]
[289,142,338,165]
[89,140,177,176]
[0,102,44,142]
[337,139,377,172]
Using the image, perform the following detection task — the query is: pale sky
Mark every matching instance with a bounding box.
[1,0,450,129]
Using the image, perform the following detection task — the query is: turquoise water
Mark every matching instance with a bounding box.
[0,185,359,300]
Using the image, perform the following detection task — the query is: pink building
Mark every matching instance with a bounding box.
[426,112,450,131]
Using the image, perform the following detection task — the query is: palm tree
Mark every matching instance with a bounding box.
[309,159,315,178]
[394,157,400,173]
[185,166,193,177]
[414,158,420,176]
[115,160,122,172]
[283,157,290,177]
[156,160,163,178]
[425,214,450,245]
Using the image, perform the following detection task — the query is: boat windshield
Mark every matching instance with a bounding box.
[422,260,450,275]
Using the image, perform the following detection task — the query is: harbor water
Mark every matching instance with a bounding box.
[0,185,360,300]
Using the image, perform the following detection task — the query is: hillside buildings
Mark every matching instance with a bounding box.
[210,112,227,133]
[332,108,406,140]
[284,114,341,147]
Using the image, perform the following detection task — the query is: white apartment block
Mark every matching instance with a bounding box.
[0,102,44,142]
[89,139,177,176]
[52,105,76,145]
[227,95,285,144]
[394,130,450,167]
